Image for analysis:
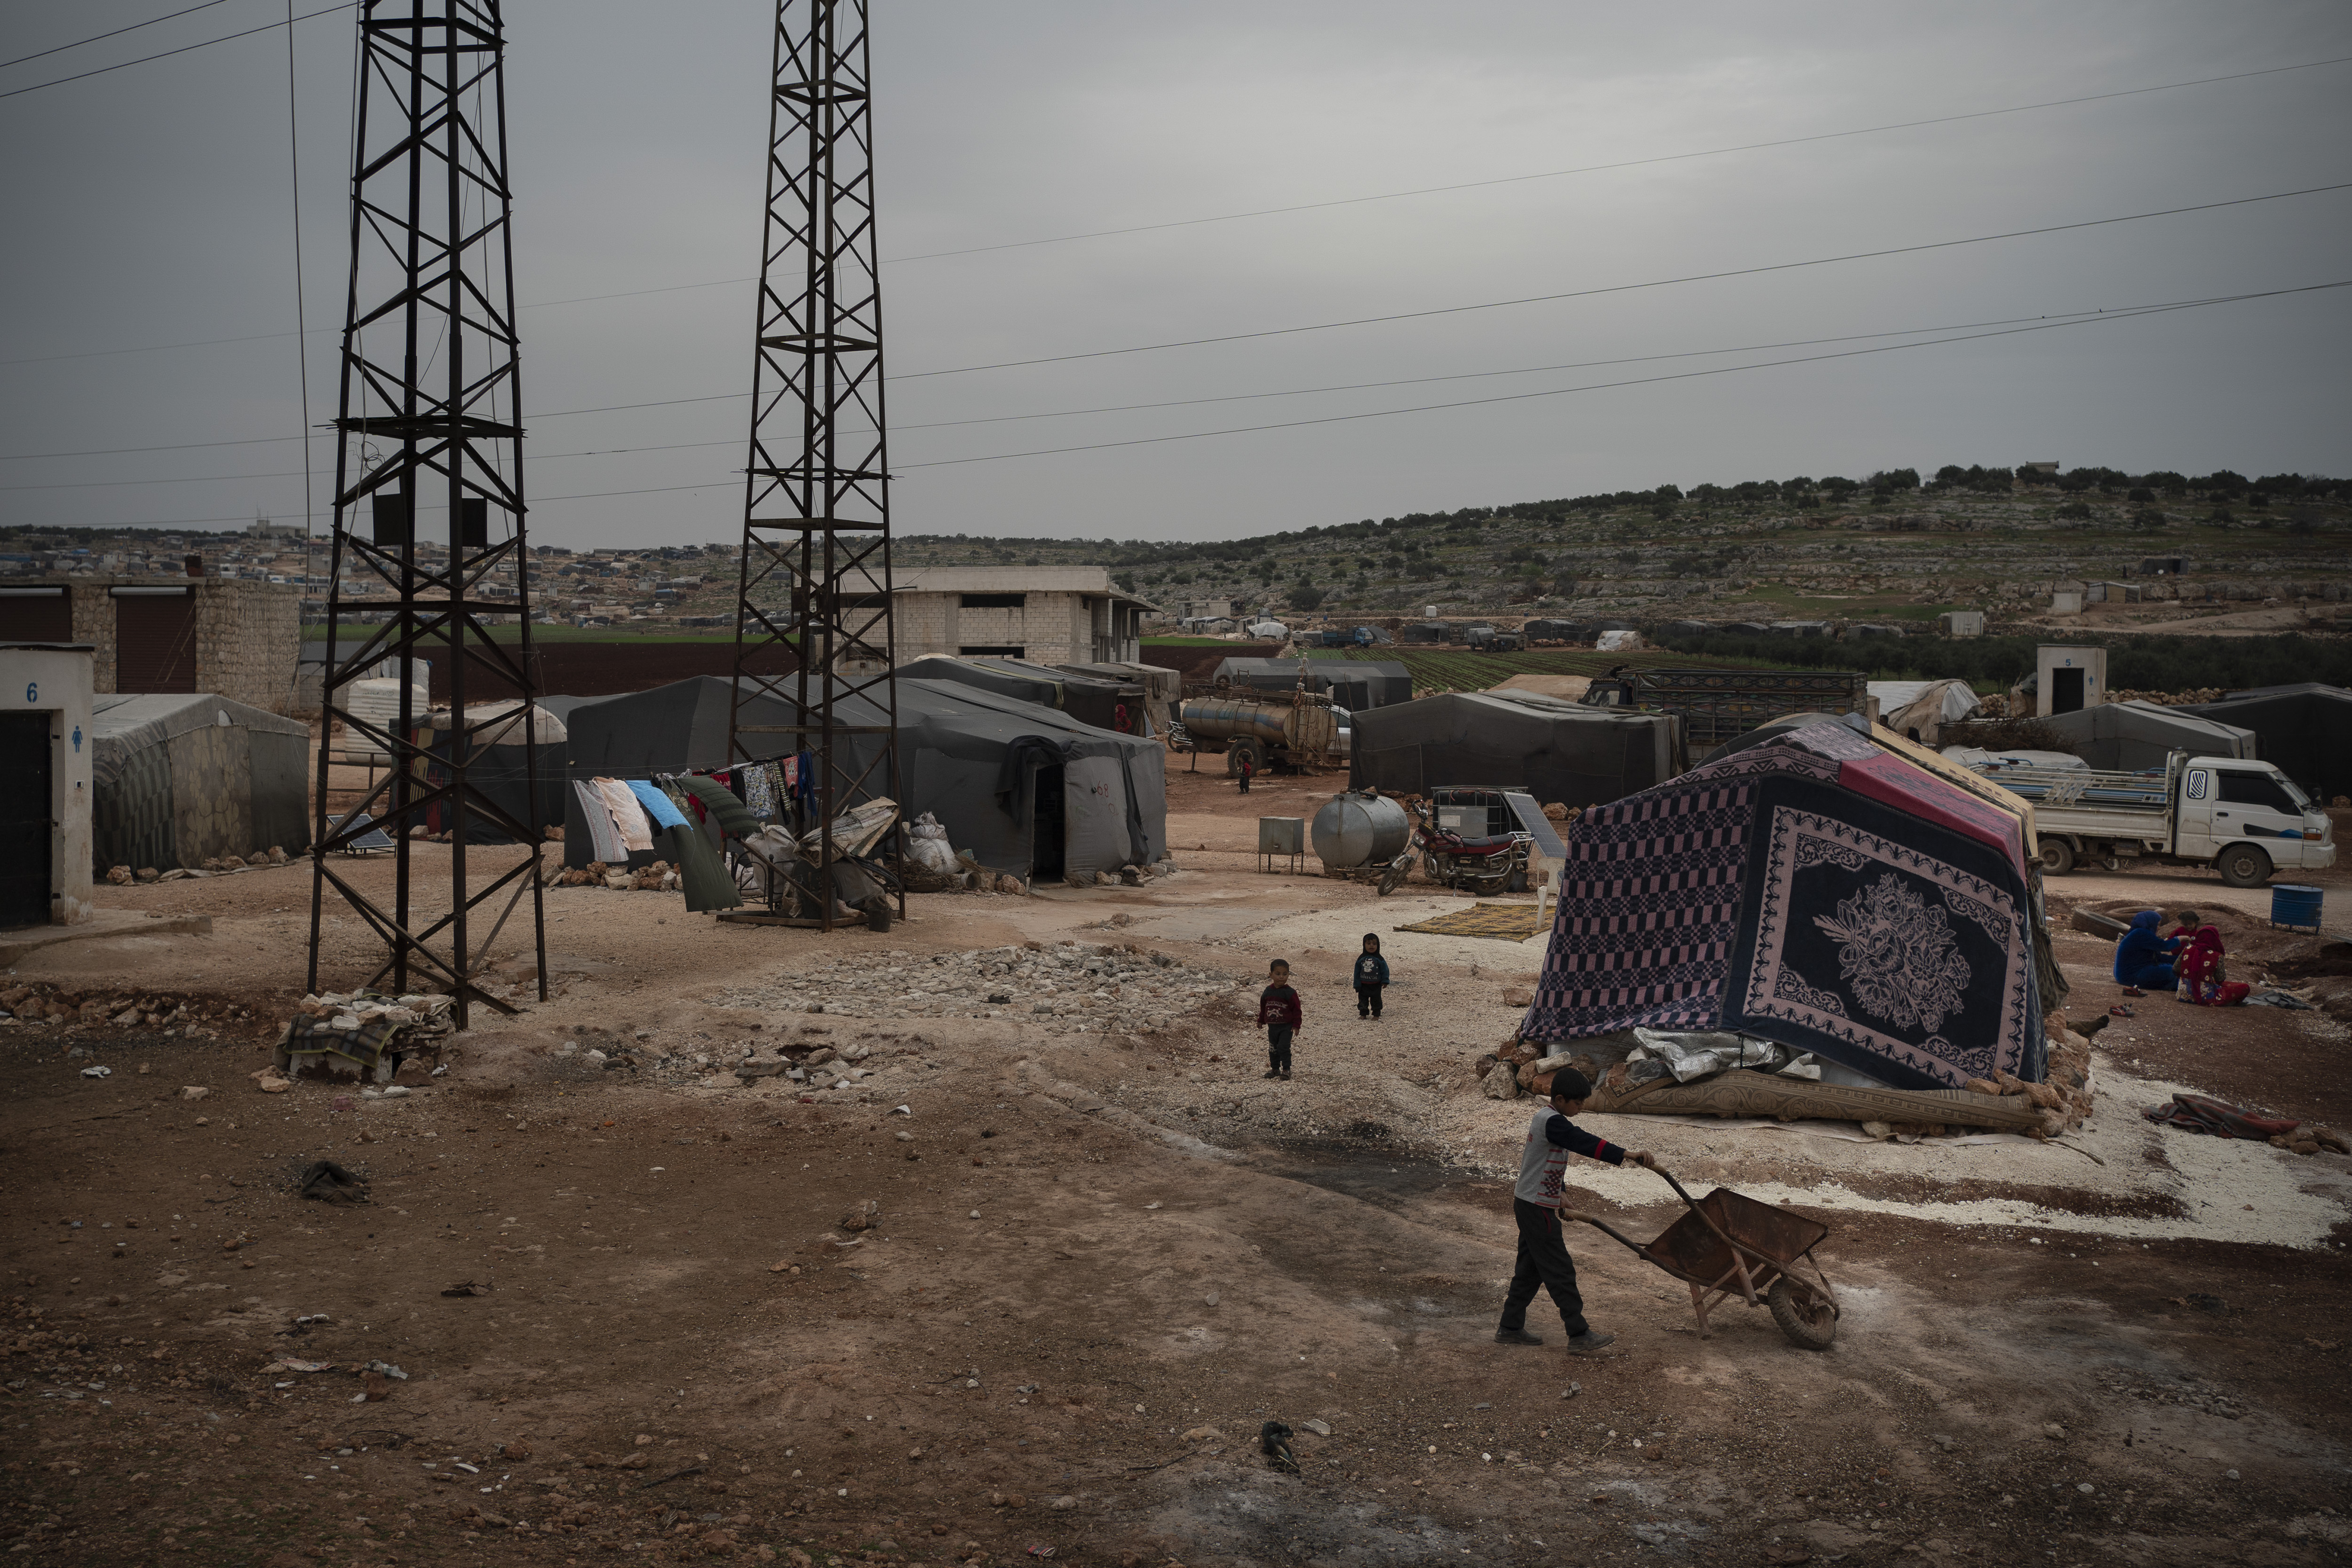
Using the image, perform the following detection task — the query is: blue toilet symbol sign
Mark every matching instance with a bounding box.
[73,725,83,753]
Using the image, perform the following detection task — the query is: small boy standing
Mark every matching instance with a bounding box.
[1353,933,1390,1019]
[1496,1068,1653,1353]
[1256,959,1302,1080]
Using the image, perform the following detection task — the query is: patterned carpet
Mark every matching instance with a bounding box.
[1392,901,1545,942]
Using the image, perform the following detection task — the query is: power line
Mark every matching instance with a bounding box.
[32,281,2343,524]
[5,271,2339,470]
[0,0,230,72]
[882,55,2352,265]
[893,281,2352,470]
[0,1,355,101]
[8,52,2350,367]
[893,182,2352,382]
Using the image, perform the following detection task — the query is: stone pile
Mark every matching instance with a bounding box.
[293,989,457,1041]
[1,986,216,1031]
[706,941,1248,1036]
[551,860,680,891]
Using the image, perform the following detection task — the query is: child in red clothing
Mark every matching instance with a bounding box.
[1256,958,1301,1079]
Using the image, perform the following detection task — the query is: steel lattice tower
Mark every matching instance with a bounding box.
[728,0,904,930]
[307,0,548,1025]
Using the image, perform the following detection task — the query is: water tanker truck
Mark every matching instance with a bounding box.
[1174,692,1342,777]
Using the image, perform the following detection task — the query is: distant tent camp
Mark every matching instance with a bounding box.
[91,693,309,872]
[2175,684,2352,798]
[1519,717,2051,1090]
[557,675,1164,883]
[2033,699,2255,772]
[1053,660,1178,736]
[1346,690,1684,808]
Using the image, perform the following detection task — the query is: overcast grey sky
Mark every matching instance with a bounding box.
[3,1,2348,548]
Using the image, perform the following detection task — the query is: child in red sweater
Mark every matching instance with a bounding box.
[1256,959,1302,1080]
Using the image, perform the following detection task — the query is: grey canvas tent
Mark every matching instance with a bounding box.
[2175,684,2352,798]
[1347,691,1685,808]
[896,655,1132,732]
[91,693,309,872]
[558,676,1165,883]
[1054,660,1178,736]
[2035,699,2255,772]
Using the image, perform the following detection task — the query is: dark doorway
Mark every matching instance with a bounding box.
[1030,764,1065,883]
[115,592,198,692]
[2050,667,2086,714]
[0,712,51,929]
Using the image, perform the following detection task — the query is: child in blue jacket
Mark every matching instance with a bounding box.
[2113,909,2181,993]
[1353,933,1391,1019]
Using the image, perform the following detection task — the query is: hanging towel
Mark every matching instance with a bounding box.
[794,750,818,815]
[667,796,744,913]
[574,780,628,863]
[743,763,778,820]
[594,777,655,852]
[677,773,762,837]
[627,779,689,832]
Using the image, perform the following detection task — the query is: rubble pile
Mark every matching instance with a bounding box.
[551,860,681,891]
[707,942,1247,1036]
[103,847,295,884]
[1962,1021,2097,1139]
[0,985,256,1032]
[292,990,457,1038]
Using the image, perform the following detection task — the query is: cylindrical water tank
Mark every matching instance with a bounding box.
[1311,792,1410,869]
[2271,883,2323,932]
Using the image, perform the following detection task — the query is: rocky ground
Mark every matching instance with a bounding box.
[6,759,2352,1567]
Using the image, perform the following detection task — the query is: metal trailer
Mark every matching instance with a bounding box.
[1972,751,2336,887]
[1173,693,1343,777]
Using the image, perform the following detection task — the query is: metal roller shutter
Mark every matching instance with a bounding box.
[115,592,197,692]
[0,590,72,644]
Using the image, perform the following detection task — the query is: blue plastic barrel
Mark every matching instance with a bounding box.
[2271,883,2323,932]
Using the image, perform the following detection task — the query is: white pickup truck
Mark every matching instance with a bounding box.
[1976,752,2335,887]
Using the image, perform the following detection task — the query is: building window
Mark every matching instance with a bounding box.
[960,593,1026,609]
[959,645,1024,658]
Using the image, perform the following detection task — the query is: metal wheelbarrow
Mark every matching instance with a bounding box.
[1563,1167,1841,1350]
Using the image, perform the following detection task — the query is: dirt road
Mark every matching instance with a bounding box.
[7,765,2352,1565]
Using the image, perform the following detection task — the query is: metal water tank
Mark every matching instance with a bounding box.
[1311,792,1410,869]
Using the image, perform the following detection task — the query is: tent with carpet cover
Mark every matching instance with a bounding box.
[1518,717,2052,1090]
[557,675,1163,883]
[91,693,310,872]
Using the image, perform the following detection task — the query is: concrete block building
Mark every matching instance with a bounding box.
[0,643,95,928]
[0,579,300,712]
[890,568,1156,666]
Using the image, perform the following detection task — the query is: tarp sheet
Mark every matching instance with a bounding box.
[2034,699,2256,772]
[898,655,1134,732]
[90,692,310,871]
[556,675,1164,882]
[1519,719,2050,1090]
[1346,690,1683,808]
[1215,657,1413,709]
[2175,684,2352,798]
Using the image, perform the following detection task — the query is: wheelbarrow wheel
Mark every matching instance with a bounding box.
[1768,1276,1837,1351]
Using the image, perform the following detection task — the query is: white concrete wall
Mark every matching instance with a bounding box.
[0,645,95,925]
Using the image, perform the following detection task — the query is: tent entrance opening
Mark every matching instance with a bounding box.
[0,712,51,929]
[1032,764,1065,882]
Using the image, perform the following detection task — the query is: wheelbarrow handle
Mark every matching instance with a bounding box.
[1558,1209,1651,1258]
[1644,1162,1700,1210]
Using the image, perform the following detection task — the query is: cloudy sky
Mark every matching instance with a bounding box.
[3,0,2348,548]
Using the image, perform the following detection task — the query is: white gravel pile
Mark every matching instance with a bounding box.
[706,942,1250,1036]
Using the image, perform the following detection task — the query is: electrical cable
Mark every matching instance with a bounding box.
[892,182,2352,382]
[0,0,230,72]
[890,281,2352,470]
[7,52,2349,366]
[882,55,2352,266]
[32,280,2342,524]
[0,1,355,101]
[284,0,314,540]
[0,279,2337,471]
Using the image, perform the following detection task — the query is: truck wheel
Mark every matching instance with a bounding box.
[2037,838,2076,876]
[1225,740,1263,779]
[2216,844,2272,889]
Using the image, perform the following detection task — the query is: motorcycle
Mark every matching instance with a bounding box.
[1375,798,1532,896]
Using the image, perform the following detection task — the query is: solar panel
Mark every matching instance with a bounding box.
[332,810,397,853]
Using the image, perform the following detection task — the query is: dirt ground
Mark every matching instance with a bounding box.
[7,755,2352,1567]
